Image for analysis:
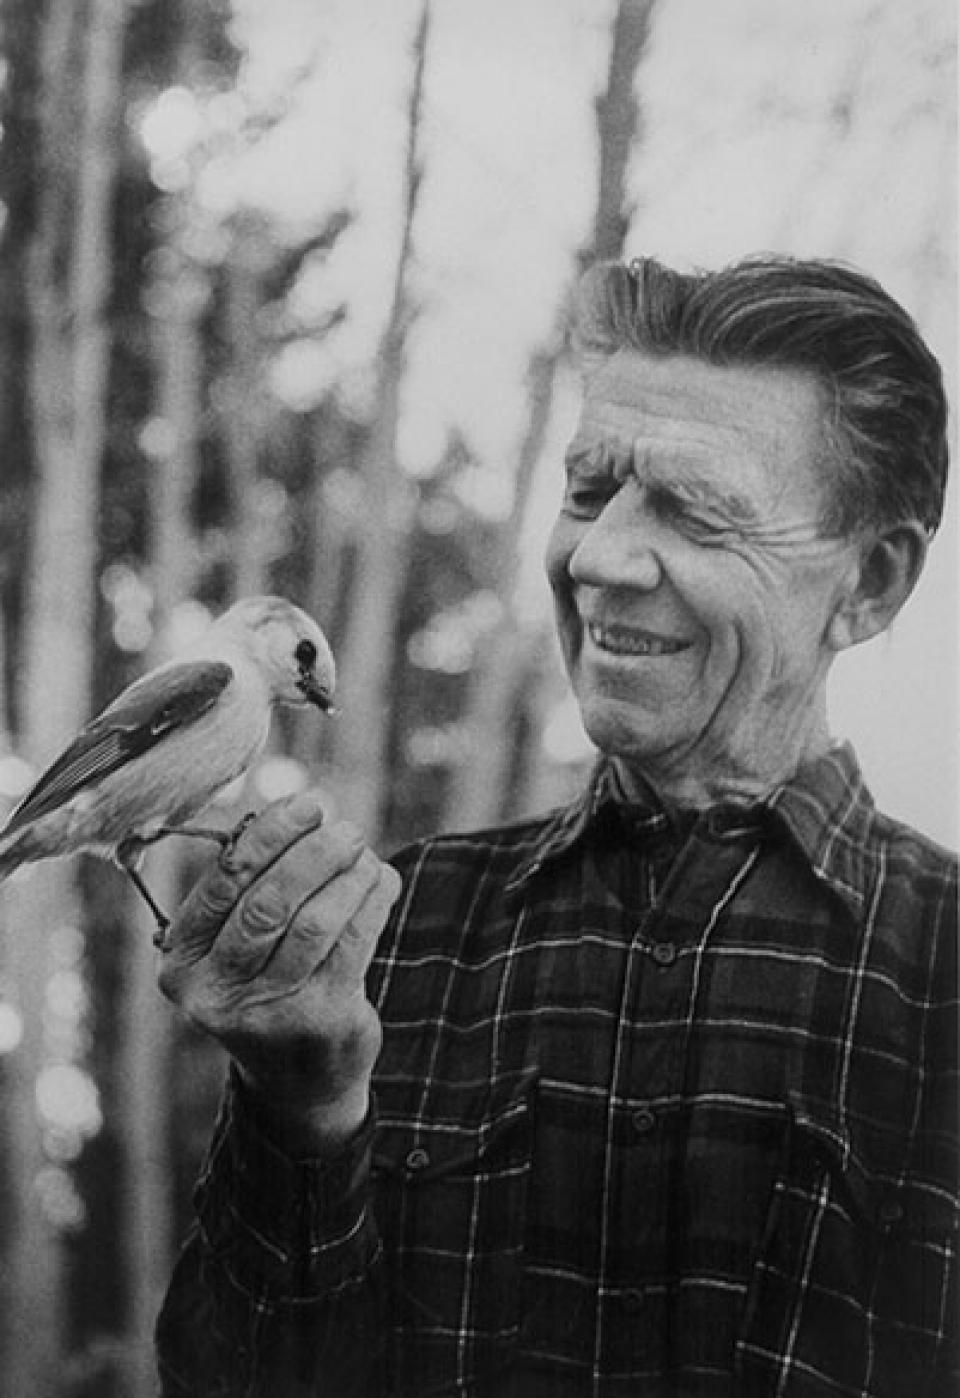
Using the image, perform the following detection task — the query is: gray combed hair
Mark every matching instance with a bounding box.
[573,256,949,537]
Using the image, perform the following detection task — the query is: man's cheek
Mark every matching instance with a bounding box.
[704,610,775,709]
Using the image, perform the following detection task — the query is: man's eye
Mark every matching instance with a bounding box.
[651,489,726,543]
[674,510,725,542]
[676,504,731,541]
[681,515,724,542]
[563,481,616,519]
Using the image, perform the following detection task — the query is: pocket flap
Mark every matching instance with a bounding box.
[373,1076,536,1182]
[787,1092,959,1237]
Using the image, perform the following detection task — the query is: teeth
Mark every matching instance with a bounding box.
[588,623,687,657]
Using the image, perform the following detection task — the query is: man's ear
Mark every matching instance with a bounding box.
[826,521,928,652]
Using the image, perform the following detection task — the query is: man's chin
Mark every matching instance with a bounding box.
[576,694,676,766]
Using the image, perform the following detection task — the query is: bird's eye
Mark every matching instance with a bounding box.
[295,639,317,669]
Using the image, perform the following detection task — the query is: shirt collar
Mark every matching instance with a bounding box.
[504,758,679,902]
[506,743,877,922]
[764,741,877,921]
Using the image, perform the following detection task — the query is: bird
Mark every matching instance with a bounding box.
[0,595,335,946]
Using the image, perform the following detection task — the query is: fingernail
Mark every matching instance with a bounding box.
[287,789,327,827]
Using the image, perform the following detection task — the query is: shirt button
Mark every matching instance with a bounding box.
[405,1146,430,1173]
[878,1196,904,1228]
[651,941,677,967]
[620,1288,645,1313]
[631,1106,656,1135]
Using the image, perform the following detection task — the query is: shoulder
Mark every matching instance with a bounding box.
[372,810,566,980]
[870,808,957,916]
[872,807,957,867]
[385,805,558,866]
[864,811,958,1010]
[385,809,564,925]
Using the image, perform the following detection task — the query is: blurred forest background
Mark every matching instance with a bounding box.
[0,0,954,1393]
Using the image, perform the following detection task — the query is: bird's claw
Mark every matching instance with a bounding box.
[218,811,257,873]
[152,916,172,953]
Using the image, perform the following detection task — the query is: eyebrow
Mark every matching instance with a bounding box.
[651,470,761,526]
[564,432,761,525]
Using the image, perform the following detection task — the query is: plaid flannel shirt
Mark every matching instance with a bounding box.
[157,744,958,1397]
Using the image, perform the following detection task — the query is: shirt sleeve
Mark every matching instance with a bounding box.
[156,1067,385,1397]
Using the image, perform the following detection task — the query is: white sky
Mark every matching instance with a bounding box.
[188,0,956,843]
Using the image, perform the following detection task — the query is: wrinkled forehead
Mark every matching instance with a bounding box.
[569,349,831,507]
[577,348,825,438]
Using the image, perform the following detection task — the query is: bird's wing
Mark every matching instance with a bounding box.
[0,661,234,838]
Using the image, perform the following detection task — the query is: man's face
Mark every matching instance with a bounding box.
[545,350,865,799]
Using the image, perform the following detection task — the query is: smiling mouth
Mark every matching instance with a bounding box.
[587,622,691,657]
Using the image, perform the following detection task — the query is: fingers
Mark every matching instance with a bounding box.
[277,851,402,990]
[219,790,330,885]
[155,797,403,1117]
[327,857,403,989]
[161,789,344,972]
[158,788,401,1010]
[188,789,329,923]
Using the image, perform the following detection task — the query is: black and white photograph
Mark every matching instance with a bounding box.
[0,2,954,1394]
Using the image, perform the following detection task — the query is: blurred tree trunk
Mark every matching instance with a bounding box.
[0,0,40,654]
[0,6,63,1388]
[291,409,355,770]
[590,0,653,262]
[328,5,429,839]
[147,235,206,618]
[111,201,210,1395]
[446,0,654,831]
[306,413,356,639]
[223,214,272,600]
[442,348,556,830]
[2,1,127,1395]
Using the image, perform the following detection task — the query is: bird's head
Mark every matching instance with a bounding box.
[215,597,336,712]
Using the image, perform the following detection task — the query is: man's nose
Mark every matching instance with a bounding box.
[567,484,663,591]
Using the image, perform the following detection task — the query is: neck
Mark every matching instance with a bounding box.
[612,705,835,813]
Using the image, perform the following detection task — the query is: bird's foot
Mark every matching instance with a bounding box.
[141,823,229,850]
[116,854,173,943]
[152,916,172,953]
[218,811,257,873]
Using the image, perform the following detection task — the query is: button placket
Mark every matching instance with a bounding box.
[650,940,677,967]
[404,1146,430,1173]
[631,1106,656,1135]
[593,838,759,1377]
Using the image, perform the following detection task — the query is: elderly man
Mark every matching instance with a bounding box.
[156,257,957,1397]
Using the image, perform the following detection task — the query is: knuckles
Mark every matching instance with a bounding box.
[191,866,241,922]
[239,879,290,935]
[224,792,327,874]
[319,819,367,868]
[230,809,366,882]
[155,815,402,1025]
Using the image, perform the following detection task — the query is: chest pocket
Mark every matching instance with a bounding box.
[371,1078,535,1395]
[736,1095,958,1397]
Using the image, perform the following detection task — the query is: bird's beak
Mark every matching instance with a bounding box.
[297,671,335,712]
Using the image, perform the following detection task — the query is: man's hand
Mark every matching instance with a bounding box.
[156,790,402,1154]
